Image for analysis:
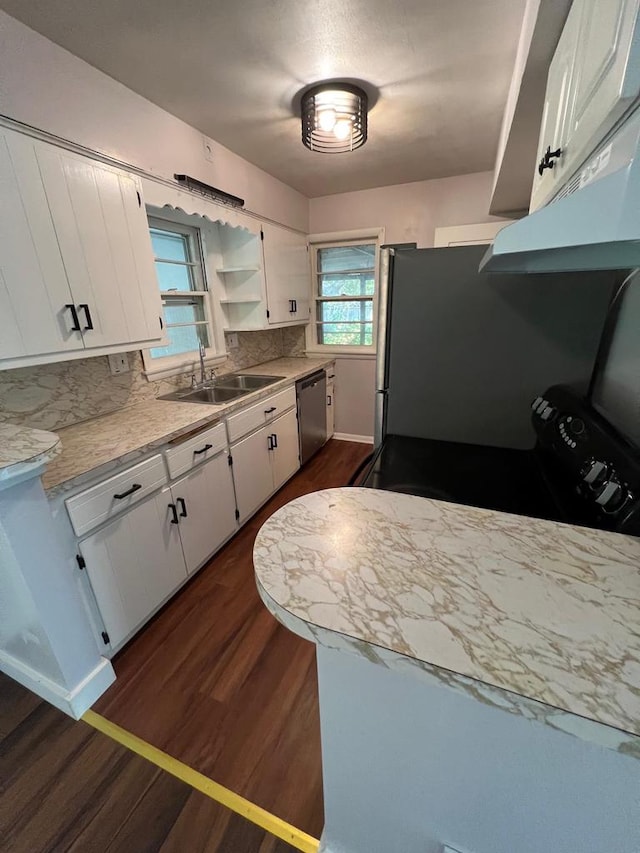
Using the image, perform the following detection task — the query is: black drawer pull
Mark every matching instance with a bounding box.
[264,406,276,414]
[271,432,278,448]
[193,443,213,455]
[289,299,295,313]
[113,483,142,500]
[78,303,94,330]
[328,373,335,379]
[177,497,187,518]
[327,395,332,406]
[168,503,179,524]
[267,434,273,451]
[65,303,81,332]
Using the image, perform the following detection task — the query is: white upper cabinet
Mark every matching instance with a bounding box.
[530,2,582,212]
[36,143,162,349]
[531,0,640,211]
[0,129,81,359]
[0,126,163,368]
[261,223,310,325]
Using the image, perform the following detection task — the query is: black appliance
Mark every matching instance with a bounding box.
[362,244,640,535]
[364,384,640,535]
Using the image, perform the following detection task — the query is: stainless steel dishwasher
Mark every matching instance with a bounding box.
[296,370,327,465]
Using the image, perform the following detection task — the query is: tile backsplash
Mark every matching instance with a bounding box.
[0,327,306,431]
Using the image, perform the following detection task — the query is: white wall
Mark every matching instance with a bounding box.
[309,171,503,248]
[0,11,308,232]
[311,173,505,439]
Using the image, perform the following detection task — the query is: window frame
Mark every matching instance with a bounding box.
[141,215,225,380]
[306,229,384,355]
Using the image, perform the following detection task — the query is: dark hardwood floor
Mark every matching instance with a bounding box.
[94,439,373,839]
[0,673,300,853]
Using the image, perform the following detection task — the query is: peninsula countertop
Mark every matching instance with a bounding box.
[41,357,332,495]
[0,422,61,487]
[254,487,640,756]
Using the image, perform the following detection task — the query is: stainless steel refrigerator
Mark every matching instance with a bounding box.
[374,244,620,451]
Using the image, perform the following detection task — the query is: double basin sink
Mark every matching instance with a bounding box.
[159,373,285,405]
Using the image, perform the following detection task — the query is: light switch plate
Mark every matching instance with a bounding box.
[226,332,239,349]
[107,353,129,375]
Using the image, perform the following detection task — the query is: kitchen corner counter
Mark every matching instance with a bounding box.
[254,487,640,757]
[42,356,332,495]
[0,422,61,487]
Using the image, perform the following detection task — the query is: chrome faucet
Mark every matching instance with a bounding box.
[198,341,206,386]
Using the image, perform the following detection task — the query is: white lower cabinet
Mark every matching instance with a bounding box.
[271,407,300,490]
[231,407,300,523]
[171,451,238,574]
[79,486,186,649]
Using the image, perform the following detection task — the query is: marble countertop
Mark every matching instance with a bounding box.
[0,422,61,486]
[41,357,332,494]
[254,487,640,756]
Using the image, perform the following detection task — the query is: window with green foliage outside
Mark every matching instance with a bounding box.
[314,243,376,346]
[147,219,210,360]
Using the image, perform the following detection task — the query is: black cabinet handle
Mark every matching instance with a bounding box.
[264,406,276,414]
[267,435,273,451]
[538,146,562,176]
[271,432,278,448]
[328,373,335,379]
[66,303,81,332]
[168,503,179,524]
[113,483,142,500]
[193,443,213,456]
[78,303,94,330]
[177,497,187,518]
[289,299,295,313]
[327,395,332,406]
[293,299,297,312]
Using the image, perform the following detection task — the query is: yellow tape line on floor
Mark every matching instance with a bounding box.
[82,710,320,853]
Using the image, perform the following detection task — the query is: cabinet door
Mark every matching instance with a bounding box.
[172,452,238,575]
[36,142,162,349]
[231,426,274,523]
[79,487,187,649]
[262,223,310,325]
[569,0,640,171]
[271,407,300,490]
[530,0,582,211]
[0,129,81,359]
[326,377,336,440]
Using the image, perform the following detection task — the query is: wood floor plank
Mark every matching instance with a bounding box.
[0,673,303,853]
[93,439,372,837]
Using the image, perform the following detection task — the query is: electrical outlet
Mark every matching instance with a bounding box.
[203,135,214,163]
[226,332,239,349]
[107,353,130,375]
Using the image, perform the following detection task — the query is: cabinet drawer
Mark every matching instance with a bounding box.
[226,385,296,443]
[164,422,227,480]
[66,454,167,537]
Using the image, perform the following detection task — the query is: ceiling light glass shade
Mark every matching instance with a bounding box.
[301,83,368,153]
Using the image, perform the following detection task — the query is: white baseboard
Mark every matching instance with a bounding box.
[333,433,374,444]
[0,651,116,719]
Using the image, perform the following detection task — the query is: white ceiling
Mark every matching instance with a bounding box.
[0,0,527,198]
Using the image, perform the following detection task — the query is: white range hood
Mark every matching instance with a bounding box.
[481,110,640,274]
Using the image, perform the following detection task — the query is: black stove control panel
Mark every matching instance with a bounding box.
[532,386,640,534]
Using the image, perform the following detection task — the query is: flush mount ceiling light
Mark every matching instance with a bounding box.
[301,83,368,153]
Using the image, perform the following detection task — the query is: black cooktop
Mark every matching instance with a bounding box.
[362,434,565,522]
[362,386,640,536]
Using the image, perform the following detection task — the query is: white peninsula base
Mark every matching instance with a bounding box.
[316,645,638,853]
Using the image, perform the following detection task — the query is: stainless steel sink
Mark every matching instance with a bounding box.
[216,374,284,391]
[159,386,248,404]
[158,373,284,405]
